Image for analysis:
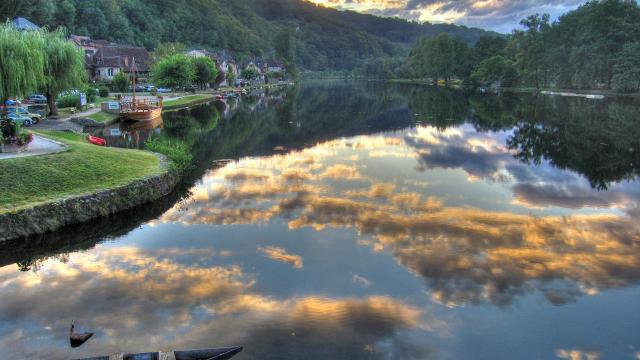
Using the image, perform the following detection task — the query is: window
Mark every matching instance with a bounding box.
[108,68,114,77]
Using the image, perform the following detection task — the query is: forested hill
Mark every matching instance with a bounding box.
[0,0,497,70]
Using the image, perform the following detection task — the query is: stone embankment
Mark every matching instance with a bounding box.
[0,155,178,242]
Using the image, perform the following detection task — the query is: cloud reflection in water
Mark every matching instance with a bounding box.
[161,127,640,308]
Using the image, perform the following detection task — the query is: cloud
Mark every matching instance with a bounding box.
[352,274,373,287]
[259,246,304,268]
[556,348,601,360]
[158,130,640,308]
[309,0,587,32]
[0,247,437,359]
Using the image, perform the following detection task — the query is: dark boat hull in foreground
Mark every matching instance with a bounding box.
[75,346,243,360]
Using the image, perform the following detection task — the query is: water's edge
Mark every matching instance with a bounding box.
[0,154,179,242]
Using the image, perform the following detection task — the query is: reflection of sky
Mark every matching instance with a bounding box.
[2,124,640,359]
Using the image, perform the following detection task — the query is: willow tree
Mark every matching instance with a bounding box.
[0,24,45,116]
[40,29,86,115]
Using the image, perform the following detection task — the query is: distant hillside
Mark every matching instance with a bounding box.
[1,0,498,70]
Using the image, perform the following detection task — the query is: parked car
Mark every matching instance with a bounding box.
[7,107,42,124]
[145,85,156,92]
[7,113,34,126]
[156,88,171,93]
[29,94,47,104]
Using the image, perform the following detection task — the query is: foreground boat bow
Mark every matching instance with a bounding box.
[75,346,243,360]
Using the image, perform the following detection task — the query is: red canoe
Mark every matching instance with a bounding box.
[87,135,106,146]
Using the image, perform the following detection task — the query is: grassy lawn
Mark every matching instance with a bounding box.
[163,94,214,108]
[0,131,161,212]
[87,111,119,123]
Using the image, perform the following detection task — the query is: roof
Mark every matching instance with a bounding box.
[92,45,152,72]
[265,59,284,68]
[71,35,112,48]
[10,17,39,31]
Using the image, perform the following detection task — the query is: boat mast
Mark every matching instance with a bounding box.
[131,57,136,104]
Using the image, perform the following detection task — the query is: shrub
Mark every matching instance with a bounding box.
[145,136,192,174]
[57,94,80,108]
[112,71,129,92]
[150,88,157,96]
[99,86,109,97]
[86,88,98,103]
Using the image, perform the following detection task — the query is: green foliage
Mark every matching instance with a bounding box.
[409,33,470,83]
[471,55,518,87]
[145,136,193,174]
[112,71,129,92]
[612,42,640,93]
[401,0,640,92]
[40,28,86,114]
[0,25,45,104]
[2,0,496,71]
[226,64,237,86]
[191,57,218,88]
[241,68,259,80]
[98,86,109,97]
[151,42,187,61]
[151,54,195,89]
[57,94,80,108]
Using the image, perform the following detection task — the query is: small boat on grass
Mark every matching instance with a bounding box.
[75,346,243,360]
[87,135,106,146]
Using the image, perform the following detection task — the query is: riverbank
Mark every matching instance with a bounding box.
[387,78,640,97]
[0,131,177,241]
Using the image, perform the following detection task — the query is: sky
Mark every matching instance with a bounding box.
[307,0,588,33]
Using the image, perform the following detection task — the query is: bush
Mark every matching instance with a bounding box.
[112,71,129,92]
[86,88,98,103]
[150,88,157,96]
[145,136,192,174]
[57,95,80,108]
[99,86,109,97]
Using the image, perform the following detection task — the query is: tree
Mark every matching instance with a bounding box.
[510,14,551,88]
[152,42,187,62]
[112,71,129,93]
[241,67,258,80]
[409,33,469,84]
[191,56,217,89]
[471,55,518,88]
[226,64,236,86]
[275,27,298,77]
[150,54,195,89]
[612,42,640,92]
[40,29,86,116]
[0,25,45,116]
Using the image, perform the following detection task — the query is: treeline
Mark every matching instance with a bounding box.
[1,0,495,71]
[360,0,640,92]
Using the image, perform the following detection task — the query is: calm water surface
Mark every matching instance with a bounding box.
[1,82,640,359]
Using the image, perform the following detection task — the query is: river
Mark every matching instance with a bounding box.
[1,81,639,359]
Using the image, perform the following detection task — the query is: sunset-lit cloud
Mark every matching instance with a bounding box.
[157,129,640,308]
[0,247,436,359]
[306,0,587,33]
[259,246,304,268]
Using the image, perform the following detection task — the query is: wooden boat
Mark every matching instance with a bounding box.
[75,346,243,360]
[120,57,163,122]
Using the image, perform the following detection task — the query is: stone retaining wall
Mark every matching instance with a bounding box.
[0,155,179,242]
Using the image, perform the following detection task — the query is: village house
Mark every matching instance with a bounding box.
[91,45,153,81]
[263,59,285,74]
[69,34,153,82]
[70,35,111,58]
[213,50,239,87]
